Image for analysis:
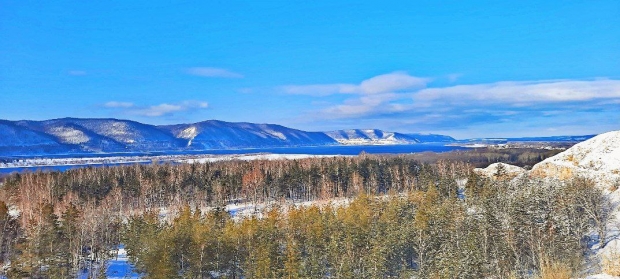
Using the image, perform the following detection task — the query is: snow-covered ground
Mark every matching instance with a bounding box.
[0,156,153,168]
[105,246,141,279]
[0,153,350,170]
[181,153,346,164]
[221,197,353,221]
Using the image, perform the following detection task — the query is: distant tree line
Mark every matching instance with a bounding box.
[407,148,563,168]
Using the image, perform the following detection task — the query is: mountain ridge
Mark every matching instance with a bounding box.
[0,117,597,157]
[0,117,456,156]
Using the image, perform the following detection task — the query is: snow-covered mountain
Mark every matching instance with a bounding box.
[325,129,454,145]
[15,118,183,152]
[0,118,340,156]
[0,120,74,155]
[160,120,337,149]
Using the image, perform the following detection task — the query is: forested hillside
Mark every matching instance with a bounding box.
[0,156,611,278]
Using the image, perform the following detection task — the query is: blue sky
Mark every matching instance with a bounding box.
[1,0,619,138]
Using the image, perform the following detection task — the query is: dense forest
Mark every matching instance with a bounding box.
[0,153,613,278]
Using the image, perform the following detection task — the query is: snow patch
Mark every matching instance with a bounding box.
[105,246,141,279]
[48,126,90,144]
[178,126,198,140]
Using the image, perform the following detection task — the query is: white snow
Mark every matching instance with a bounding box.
[178,126,198,140]
[583,274,620,279]
[473,162,527,179]
[105,246,141,279]
[8,206,20,218]
[48,126,90,144]
[265,130,287,140]
[325,129,411,145]
[182,154,345,164]
[531,130,620,189]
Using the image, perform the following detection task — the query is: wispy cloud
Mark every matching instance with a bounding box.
[414,79,620,105]
[103,100,208,117]
[359,72,428,94]
[322,93,399,117]
[447,73,463,83]
[186,67,244,78]
[281,72,428,96]
[103,101,134,108]
[294,77,620,137]
[68,70,87,76]
[133,101,209,117]
[281,84,358,96]
[314,78,620,119]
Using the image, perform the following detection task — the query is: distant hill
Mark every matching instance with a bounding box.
[0,118,339,156]
[0,117,597,157]
[160,120,337,149]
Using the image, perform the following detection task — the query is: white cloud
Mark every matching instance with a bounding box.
[281,84,359,96]
[187,67,244,78]
[133,101,208,117]
[359,72,428,94]
[447,73,463,83]
[281,72,428,96]
[105,100,208,117]
[323,93,399,117]
[103,101,134,108]
[134,104,184,117]
[308,79,620,126]
[414,79,620,105]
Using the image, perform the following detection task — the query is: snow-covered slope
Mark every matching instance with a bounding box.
[325,129,415,145]
[0,120,72,155]
[161,120,337,149]
[530,130,620,189]
[16,118,182,152]
[0,120,59,147]
[58,118,184,150]
[325,129,454,145]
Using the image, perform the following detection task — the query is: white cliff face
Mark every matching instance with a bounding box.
[531,130,620,189]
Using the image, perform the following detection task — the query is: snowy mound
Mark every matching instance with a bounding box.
[474,162,526,180]
[531,130,620,189]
